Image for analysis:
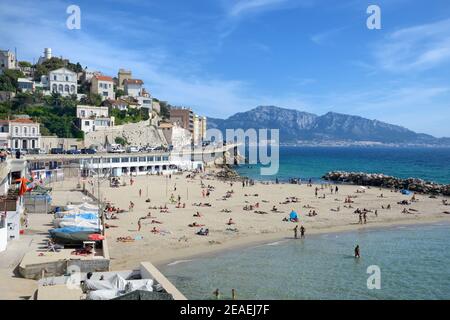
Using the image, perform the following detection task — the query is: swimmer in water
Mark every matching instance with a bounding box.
[354,245,360,258]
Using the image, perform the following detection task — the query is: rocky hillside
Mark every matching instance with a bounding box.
[208,106,450,146]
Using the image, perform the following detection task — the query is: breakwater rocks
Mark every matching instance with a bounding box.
[323,171,450,196]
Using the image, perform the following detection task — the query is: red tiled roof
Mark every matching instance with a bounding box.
[124,79,143,85]
[0,118,36,124]
[94,75,114,82]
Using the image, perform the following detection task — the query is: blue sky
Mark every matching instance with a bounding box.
[1,0,450,136]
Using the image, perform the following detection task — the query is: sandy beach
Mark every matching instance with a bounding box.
[51,169,450,269]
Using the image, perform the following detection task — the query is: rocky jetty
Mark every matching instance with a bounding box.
[323,171,450,196]
[214,167,243,181]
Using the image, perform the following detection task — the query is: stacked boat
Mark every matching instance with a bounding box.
[50,202,102,245]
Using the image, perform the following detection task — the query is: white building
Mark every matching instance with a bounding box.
[17,78,34,92]
[0,118,41,150]
[81,69,102,83]
[37,48,52,65]
[76,105,114,134]
[91,75,115,101]
[0,49,17,74]
[124,79,144,97]
[48,67,77,96]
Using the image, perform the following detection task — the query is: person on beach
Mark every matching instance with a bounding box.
[129,201,134,212]
[137,218,143,231]
[335,186,339,194]
[213,289,220,299]
[358,213,363,224]
[294,225,298,239]
[232,289,236,300]
[139,189,142,197]
[363,212,367,224]
[300,225,305,238]
[355,245,360,258]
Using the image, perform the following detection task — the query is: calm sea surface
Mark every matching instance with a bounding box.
[161,223,450,300]
[235,146,450,184]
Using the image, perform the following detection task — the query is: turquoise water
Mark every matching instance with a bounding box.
[236,147,450,184]
[161,223,450,300]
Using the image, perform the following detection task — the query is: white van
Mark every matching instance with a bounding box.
[107,144,126,153]
[127,146,140,153]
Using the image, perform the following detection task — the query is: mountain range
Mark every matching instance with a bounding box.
[207,106,450,146]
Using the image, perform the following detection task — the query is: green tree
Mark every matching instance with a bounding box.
[0,69,24,92]
[115,88,125,98]
[115,136,127,146]
[18,61,32,68]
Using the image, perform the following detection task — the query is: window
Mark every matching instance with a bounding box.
[32,127,36,135]
[58,84,63,92]
[103,92,108,96]
[131,157,138,162]
[15,127,19,135]
[65,85,69,92]
[32,140,36,149]
[65,76,69,81]
[52,84,57,92]
[121,157,129,163]
[147,156,154,162]
[53,75,57,80]
[81,111,85,117]
[155,156,162,162]
[112,158,120,163]
[163,156,169,161]
[24,127,27,135]
[139,157,146,162]
[14,140,18,149]
[70,85,75,93]
[84,121,90,126]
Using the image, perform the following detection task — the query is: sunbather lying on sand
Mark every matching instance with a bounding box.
[193,212,202,217]
[188,222,205,227]
[151,227,160,233]
[116,236,134,242]
[151,220,163,224]
[227,218,236,225]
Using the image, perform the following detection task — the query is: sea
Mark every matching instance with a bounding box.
[161,147,450,300]
[235,146,450,184]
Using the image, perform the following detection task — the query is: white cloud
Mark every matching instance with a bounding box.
[228,0,289,17]
[374,18,450,72]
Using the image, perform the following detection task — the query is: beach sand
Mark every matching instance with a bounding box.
[56,169,450,269]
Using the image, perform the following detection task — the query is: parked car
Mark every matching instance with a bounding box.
[81,148,97,154]
[50,148,65,154]
[28,148,46,155]
[66,149,81,155]
[127,146,140,153]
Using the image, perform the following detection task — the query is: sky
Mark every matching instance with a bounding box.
[1,0,450,137]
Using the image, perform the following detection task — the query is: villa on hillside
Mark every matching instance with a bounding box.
[91,75,115,101]
[0,118,41,150]
[76,105,115,134]
[46,68,78,96]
